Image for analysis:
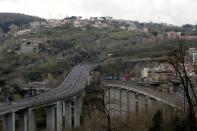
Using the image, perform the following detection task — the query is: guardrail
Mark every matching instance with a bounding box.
[104,80,184,109]
[0,64,92,115]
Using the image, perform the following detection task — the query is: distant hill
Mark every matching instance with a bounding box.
[0,13,46,32]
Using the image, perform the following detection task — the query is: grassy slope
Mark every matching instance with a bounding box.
[0,27,197,100]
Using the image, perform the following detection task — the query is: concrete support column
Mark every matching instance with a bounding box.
[120,89,128,115]
[28,108,36,131]
[127,91,130,114]
[105,88,110,115]
[46,105,56,131]
[64,101,72,129]
[19,111,28,131]
[3,112,15,131]
[129,91,136,113]
[119,89,122,115]
[74,94,84,128]
[109,88,115,116]
[147,97,152,112]
[62,102,65,129]
[56,102,63,131]
[114,88,120,116]
[138,95,146,112]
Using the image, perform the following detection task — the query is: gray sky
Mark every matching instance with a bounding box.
[0,0,196,26]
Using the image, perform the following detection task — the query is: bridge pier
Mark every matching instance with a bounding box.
[105,88,111,116]
[146,97,152,112]
[109,88,115,116]
[28,108,36,131]
[120,89,128,115]
[64,101,72,129]
[74,94,84,128]
[19,111,28,131]
[3,112,15,131]
[128,91,136,113]
[114,88,121,116]
[138,94,146,112]
[56,102,63,131]
[46,105,56,131]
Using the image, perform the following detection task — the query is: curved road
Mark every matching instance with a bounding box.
[104,81,183,109]
[0,63,92,115]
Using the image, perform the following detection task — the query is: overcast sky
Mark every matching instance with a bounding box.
[0,0,196,26]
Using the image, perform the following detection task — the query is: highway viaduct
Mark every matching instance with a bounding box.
[0,64,183,131]
[0,64,92,131]
[103,81,183,116]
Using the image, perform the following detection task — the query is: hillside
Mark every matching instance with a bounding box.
[0,13,45,32]
[0,22,197,101]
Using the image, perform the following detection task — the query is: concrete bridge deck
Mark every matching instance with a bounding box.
[0,64,92,115]
[104,81,183,109]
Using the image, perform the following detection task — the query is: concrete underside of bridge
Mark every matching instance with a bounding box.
[1,93,84,131]
[104,87,172,117]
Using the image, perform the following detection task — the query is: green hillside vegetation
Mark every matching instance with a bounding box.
[1,25,197,101]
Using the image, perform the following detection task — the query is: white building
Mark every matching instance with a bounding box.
[188,48,197,63]
[120,26,126,30]
[47,19,62,28]
[141,68,149,78]
[30,22,41,28]
[73,20,81,28]
[127,24,137,31]
[15,29,32,36]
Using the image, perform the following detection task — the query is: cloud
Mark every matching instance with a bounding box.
[0,0,196,25]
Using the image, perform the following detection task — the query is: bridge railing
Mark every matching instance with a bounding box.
[104,80,184,109]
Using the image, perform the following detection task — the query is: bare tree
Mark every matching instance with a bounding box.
[164,37,197,131]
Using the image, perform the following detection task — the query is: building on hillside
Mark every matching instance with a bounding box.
[167,31,181,39]
[30,22,41,28]
[141,27,149,33]
[73,19,89,28]
[141,68,149,80]
[181,36,197,41]
[167,31,197,41]
[127,24,137,31]
[30,21,47,28]
[16,29,32,36]
[188,48,197,63]
[141,64,174,82]
[92,21,102,29]
[119,26,126,30]
[141,64,175,95]
[63,19,73,24]
[73,20,82,28]
[47,19,62,28]
[20,38,46,54]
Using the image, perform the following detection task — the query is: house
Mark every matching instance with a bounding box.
[127,24,137,31]
[30,22,41,28]
[188,48,197,63]
[14,29,32,37]
[141,27,149,33]
[73,20,82,28]
[141,68,149,78]
[120,26,126,30]
[63,19,73,24]
[20,38,46,54]
[73,19,89,28]
[167,31,181,39]
[142,64,174,82]
[92,21,102,28]
[47,19,62,28]
[181,36,197,41]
